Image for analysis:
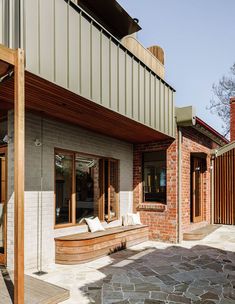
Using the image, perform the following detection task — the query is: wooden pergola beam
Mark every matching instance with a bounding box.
[0,44,16,66]
[0,44,25,304]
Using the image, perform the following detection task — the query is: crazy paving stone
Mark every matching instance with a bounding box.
[135,283,161,292]
[150,291,168,301]
[144,300,165,304]
[167,294,191,303]
[224,264,235,271]
[123,291,150,299]
[201,291,219,300]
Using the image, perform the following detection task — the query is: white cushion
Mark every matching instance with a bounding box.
[126,212,142,225]
[122,215,129,226]
[85,217,105,233]
[132,212,142,225]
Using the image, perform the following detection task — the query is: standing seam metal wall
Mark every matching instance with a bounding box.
[0,0,20,49]
[20,0,175,138]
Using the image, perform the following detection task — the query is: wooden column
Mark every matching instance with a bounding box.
[14,49,25,304]
[0,44,25,304]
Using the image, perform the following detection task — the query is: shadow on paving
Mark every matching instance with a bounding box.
[80,244,235,304]
[0,265,14,303]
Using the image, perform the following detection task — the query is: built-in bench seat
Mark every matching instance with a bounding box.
[55,225,149,264]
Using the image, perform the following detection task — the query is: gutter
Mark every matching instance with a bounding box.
[176,106,228,146]
[210,156,215,224]
[177,127,182,243]
[195,117,229,145]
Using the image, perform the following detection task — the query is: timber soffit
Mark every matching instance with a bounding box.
[64,0,176,92]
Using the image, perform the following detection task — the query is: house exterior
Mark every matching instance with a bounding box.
[0,0,228,273]
[134,110,228,242]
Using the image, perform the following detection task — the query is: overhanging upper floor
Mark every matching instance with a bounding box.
[0,0,176,140]
[0,71,171,144]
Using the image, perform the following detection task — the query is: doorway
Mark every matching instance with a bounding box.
[0,146,7,265]
[190,155,206,223]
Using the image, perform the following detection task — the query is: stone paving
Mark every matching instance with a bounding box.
[27,225,235,304]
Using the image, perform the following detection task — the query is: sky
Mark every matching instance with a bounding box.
[118,0,235,135]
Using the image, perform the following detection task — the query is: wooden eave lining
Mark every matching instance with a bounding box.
[0,71,171,144]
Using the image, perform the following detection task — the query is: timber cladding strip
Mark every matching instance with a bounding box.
[214,148,235,225]
[55,225,149,264]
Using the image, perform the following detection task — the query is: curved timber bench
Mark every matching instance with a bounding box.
[55,225,149,265]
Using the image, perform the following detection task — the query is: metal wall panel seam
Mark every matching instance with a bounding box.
[158,79,161,131]
[79,11,82,94]
[53,0,56,83]
[38,0,40,75]
[124,51,127,116]
[7,0,10,47]
[173,91,175,137]
[164,86,168,134]
[109,37,111,108]
[117,46,119,112]
[168,89,172,136]
[154,76,156,129]
[22,0,26,50]
[90,20,93,100]
[168,88,171,135]
[20,0,25,49]
[131,56,134,118]
[162,83,165,132]
[8,0,12,48]
[100,29,103,104]
[67,1,69,89]
[144,67,146,124]
[149,72,152,127]
[138,62,140,122]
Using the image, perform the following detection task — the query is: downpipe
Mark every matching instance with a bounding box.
[177,127,182,243]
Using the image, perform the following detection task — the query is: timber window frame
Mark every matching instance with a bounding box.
[142,150,167,204]
[54,148,119,229]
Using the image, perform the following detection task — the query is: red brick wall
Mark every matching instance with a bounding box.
[230,97,235,141]
[180,127,213,234]
[133,138,178,242]
[133,127,219,243]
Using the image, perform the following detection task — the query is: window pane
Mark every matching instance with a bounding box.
[109,160,118,220]
[0,155,6,254]
[55,152,73,225]
[75,155,99,223]
[104,160,109,220]
[143,151,166,203]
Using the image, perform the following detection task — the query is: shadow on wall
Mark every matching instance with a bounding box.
[79,244,235,303]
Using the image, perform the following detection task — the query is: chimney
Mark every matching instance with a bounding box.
[230,97,235,141]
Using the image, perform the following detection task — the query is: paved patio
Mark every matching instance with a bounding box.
[27,225,235,304]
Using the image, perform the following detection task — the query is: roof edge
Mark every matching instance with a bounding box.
[195,117,229,145]
[212,140,235,157]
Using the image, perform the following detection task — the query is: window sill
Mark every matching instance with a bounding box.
[137,202,166,212]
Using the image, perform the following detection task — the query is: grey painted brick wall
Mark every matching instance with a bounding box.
[7,111,133,270]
